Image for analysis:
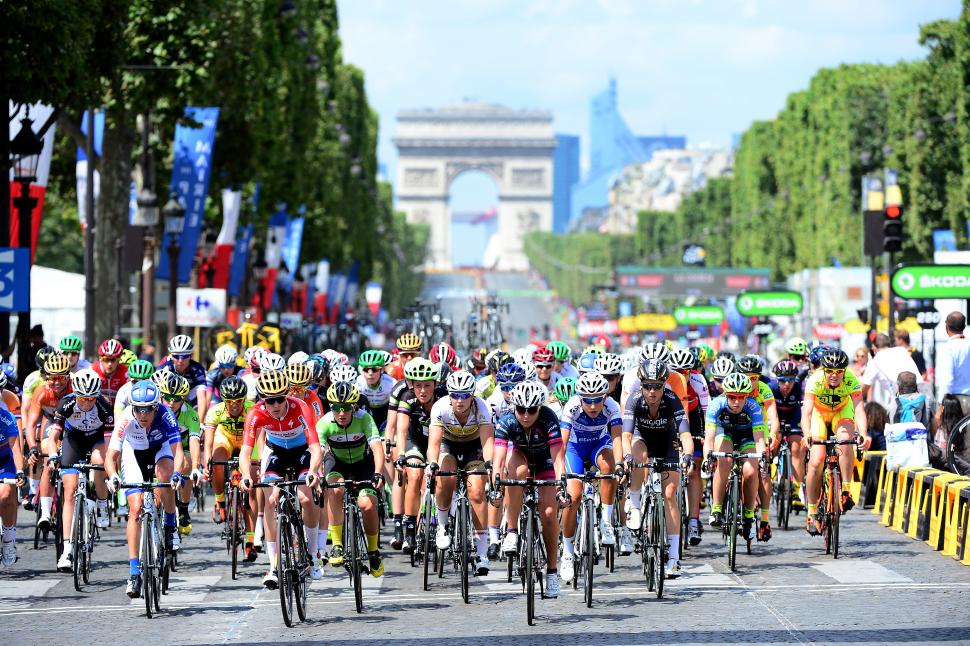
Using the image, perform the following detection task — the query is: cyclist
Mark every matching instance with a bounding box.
[356,350,395,434]
[533,346,560,395]
[49,369,113,572]
[0,372,20,432]
[784,337,811,383]
[153,371,201,537]
[770,360,807,504]
[548,377,576,419]
[737,354,780,542]
[21,346,55,508]
[317,382,386,577]
[620,343,689,412]
[92,339,128,408]
[204,345,244,409]
[621,358,693,577]
[548,341,578,380]
[427,370,495,574]
[559,372,623,583]
[475,350,512,399]
[703,373,766,544]
[105,380,183,598]
[595,353,624,403]
[240,346,266,400]
[669,348,709,546]
[491,381,564,596]
[707,356,736,398]
[429,342,460,372]
[576,351,598,375]
[157,335,207,413]
[387,333,423,381]
[239,370,322,589]
[58,335,91,372]
[288,363,323,421]
[801,349,871,535]
[467,347,488,377]
[114,360,155,419]
[484,361,526,557]
[0,400,24,567]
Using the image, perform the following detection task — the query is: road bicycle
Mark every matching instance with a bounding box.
[118,480,178,618]
[708,450,761,572]
[65,461,104,591]
[399,456,439,590]
[631,459,672,598]
[211,457,248,579]
[814,437,860,559]
[564,471,615,608]
[774,426,795,530]
[32,453,63,560]
[432,463,490,604]
[324,477,382,614]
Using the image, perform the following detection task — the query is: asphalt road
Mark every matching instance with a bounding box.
[3,498,969,645]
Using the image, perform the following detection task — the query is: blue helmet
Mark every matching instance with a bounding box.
[496,363,526,391]
[1,363,16,382]
[130,380,161,408]
[577,352,599,374]
[809,344,832,367]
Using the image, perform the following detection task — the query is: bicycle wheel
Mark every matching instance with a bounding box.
[583,498,595,608]
[230,488,240,579]
[776,454,791,530]
[295,520,309,622]
[82,508,93,584]
[277,514,295,627]
[641,497,653,588]
[458,496,470,604]
[421,498,433,591]
[727,474,739,572]
[72,500,84,591]
[525,508,536,626]
[653,493,665,599]
[821,471,833,555]
[679,480,689,556]
[947,415,970,476]
[348,505,364,614]
[831,469,842,559]
[33,497,41,549]
[53,482,63,562]
[141,518,154,618]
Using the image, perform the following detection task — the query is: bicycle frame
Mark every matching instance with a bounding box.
[66,461,104,590]
[709,451,760,571]
[564,471,615,607]
[119,480,178,618]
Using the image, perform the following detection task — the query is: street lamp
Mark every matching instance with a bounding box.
[163,195,186,340]
[10,115,44,382]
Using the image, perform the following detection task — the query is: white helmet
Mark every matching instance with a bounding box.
[510,381,547,408]
[521,361,538,382]
[168,334,194,354]
[710,357,736,379]
[329,364,358,384]
[669,349,695,371]
[244,346,266,371]
[261,353,286,372]
[71,368,102,398]
[575,372,610,397]
[594,353,622,376]
[512,348,533,366]
[214,345,238,367]
[445,369,476,395]
[332,352,350,366]
[288,351,310,366]
[639,342,670,364]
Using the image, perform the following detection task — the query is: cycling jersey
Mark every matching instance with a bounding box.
[114,381,134,420]
[560,395,622,474]
[28,382,72,424]
[705,396,765,453]
[385,358,406,382]
[388,379,409,412]
[157,358,207,406]
[686,372,710,413]
[621,367,689,411]
[110,404,181,451]
[50,394,114,439]
[474,374,498,399]
[494,406,562,477]
[22,370,43,400]
[747,379,776,439]
[243,397,319,451]
[0,389,21,421]
[429,395,491,443]
[622,389,687,464]
[316,409,380,464]
[557,363,580,380]
[204,400,254,454]
[297,390,324,424]
[0,408,18,479]
[357,373,395,429]
[486,389,511,423]
[240,369,259,401]
[768,378,803,432]
[171,405,201,450]
[91,363,128,407]
[396,386,446,457]
[805,369,861,413]
[205,365,244,403]
[539,371,561,397]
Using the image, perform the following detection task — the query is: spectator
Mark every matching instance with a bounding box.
[887,371,937,428]
[936,311,970,407]
[864,401,888,452]
[852,347,869,375]
[860,333,922,408]
[893,329,926,378]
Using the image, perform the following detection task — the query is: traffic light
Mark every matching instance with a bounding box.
[883,178,903,252]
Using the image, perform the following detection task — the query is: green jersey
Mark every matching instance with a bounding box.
[173,405,201,449]
[315,409,380,464]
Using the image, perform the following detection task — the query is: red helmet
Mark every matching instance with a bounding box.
[593,335,611,350]
[429,342,459,370]
[532,347,555,365]
[98,338,123,358]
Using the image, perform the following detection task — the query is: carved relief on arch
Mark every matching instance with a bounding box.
[517,209,541,235]
[445,161,504,187]
[403,167,441,188]
[511,168,545,188]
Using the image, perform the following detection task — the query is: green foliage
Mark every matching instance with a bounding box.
[524,231,637,306]
[34,191,83,274]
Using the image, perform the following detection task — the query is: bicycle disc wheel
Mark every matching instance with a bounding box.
[525,509,535,625]
[727,476,739,572]
[348,506,363,614]
[72,504,84,591]
[583,498,594,608]
[458,497,470,604]
[654,495,665,599]
[277,516,295,627]
[230,488,240,579]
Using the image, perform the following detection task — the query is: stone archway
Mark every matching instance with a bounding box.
[394,102,556,270]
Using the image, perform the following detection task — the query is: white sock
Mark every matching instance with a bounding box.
[97,499,108,514]
[562,535,574,556]
[602,503,614,522]
[436,505,449,529]
[475,531,488,559]
[630,490,642,509]
[305,525,317,557]
[488,526,500,543]
[29,479,39,495]
[40,496,53,518]
[317,528,328,549]
[668,534,679,562]
[254,517,264,543]
[2,527,15,543]
[63,539,73,554]
[266,542,277,568]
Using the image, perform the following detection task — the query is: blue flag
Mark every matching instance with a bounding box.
[227,224,252,298]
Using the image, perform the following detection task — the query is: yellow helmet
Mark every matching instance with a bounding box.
[396,333,422,352]
[44,354,71,376]
[256,370,290,397]
[286,362,312,388]
[326,382,361,405]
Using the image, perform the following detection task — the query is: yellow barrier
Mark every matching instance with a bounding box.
[892,466,932,532]
[927,475,970,551]
[878,464,898,524]
[860,451,886,510]
[942,481,970,557]
[908,469,943,540]
[957,486,970,564]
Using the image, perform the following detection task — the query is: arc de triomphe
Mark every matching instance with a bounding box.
[393,102,556,271]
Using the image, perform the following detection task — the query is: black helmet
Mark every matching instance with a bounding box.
[637,358,669,383]
[736,354,764,375]
[820,349,849,370]
[35,345,56,370]
[486,350,512,374]
[218,375,248,401]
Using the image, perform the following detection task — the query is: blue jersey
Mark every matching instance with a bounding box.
[0,407,17,459]
[768,378,803,430]
[110,404,181,452]
[157,358,207,406]
[704,396,766,436]
[560,395,622,444]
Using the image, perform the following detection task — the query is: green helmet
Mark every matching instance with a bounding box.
[553,377,576,403]
[547,341,571,363]
[128,359,155,380]
[785,337,808,356]
[698,344,715,363]
[59,335,83,353]
[358,349,388,369]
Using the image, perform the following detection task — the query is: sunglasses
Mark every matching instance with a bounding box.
[263,395,287,405]
[219,363,236,370]
[451,392,472,400]
[48,376,68,383]
[604,374,620,380]
[581,396,605,405]
[64,351,80,357]
[100,356,119,362]
[171,353,192,360]
[331,403,354,412]
[515,405,540,415]
[77,395,97,403]
[290,386,307,394]
[823,369,845,376]
[162,395,184,403]
[535,363,553,369]
[640,382,663,391]
[133,405,157,414]
[776,377,795,384]
[400,353,418,360]
[745,373,760,379]
[726,394,747,403]
[362,367,383,373]
[223,397,245,405]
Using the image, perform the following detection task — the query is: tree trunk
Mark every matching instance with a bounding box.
[95,104,135,344]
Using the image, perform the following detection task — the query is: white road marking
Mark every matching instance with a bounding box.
[128,575,221,606]
[0,579,60,609]
[811,560,912,584]
[672,562,736,587]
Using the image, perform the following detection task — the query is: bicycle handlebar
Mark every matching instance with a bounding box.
[117,481,179,490]
[323,479,378,489]
[708,451,762,459]
[563,472,617,481]
[811,438,860,446]
[250,480,307,489]
[64,463,105,472]
[496,478,563,488]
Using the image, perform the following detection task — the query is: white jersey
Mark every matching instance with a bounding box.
[109,404,181,452]
[486,389,511,423]
[429,395,492,442]
[356,373,395,408]
[688,372,710,414]
[620,367,640,410]
[557,363,580,380]
[241,371,259,401]
[559,395,623,443]
[113,381,135,419]
[538,371,561,396]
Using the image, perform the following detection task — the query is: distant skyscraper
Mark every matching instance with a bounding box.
[638,136,687,160]
[553,134,580,233]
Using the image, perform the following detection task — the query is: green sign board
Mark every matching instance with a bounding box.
[736,291,804,316]
[673,305,724,326]
[891,264,970,299]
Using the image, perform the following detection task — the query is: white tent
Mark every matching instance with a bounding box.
[12,265,86,356]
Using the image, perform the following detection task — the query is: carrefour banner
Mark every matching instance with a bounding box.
[157,106,220,283]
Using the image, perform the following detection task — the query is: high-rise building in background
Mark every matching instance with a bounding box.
[552,134,580,233]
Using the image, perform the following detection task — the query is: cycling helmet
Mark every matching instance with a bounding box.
[287,351,310,366]
[156,371,189,398]
[244,346,266,371]
[582,344,606,356]
[168,334,194,354]
[486,350,512,374]
[820,349,849,370]
[772,360,799,379]
[329,364,358,384]
[593,335,611,350]
[98,339,123,358]
[332,352,350,367]
[218,375,248,400]
[546,341,571,363]
[553,377,576,403]
[698,344,715,363]
[575,372,610,397]
[44,354,71,377]
[0,371,8,391]
[71,369,102,397]
[214,344,238,367]
[130,380,162,407]
[721,372,753,395]
[532,347,555,365]
[446,369,476,395]
[172,374,191,398]
[496,362,527,389]
[326,381,360,405]
[287,362,313,387]
[404,357,438,382]
[435,361,451,385]
[358,349,389,369]
[510,381,548,408]
[687,347,703,369]
[151,368,174,388]
[637,358,670,383]
[308,357,327,382]
[396,333,422,352]
[256,370,290,397]
[594,353,622,376]
[520,362,538,382]
[710,357,736,379]
[128,359,155,380]
[736,354,764,375]
[716,350,737,362]
[120,349,137,366]
[261,353,286,372]
[668,349,695,372]
[471,347,489,365]
[577,352,599,374]
[35,345,56,370]
[511,348,534,367]
[785,337,809,357]
[59,335,83,353]
[809,344,832,367]
[429,342,459,370]
[639,342,671,364]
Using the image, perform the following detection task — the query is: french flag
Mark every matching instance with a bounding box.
[9,103,56,261]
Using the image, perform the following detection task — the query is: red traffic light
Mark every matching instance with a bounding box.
[886,205,901,218]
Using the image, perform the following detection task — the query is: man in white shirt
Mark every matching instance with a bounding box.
[935,311,970,405]
[860,333,922,408]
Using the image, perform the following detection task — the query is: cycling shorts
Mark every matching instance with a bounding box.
[0,453,16,480]
[119,443,173,497]
[564,435,613,475]
[441,437,485,471]
[60,432,104,476]
[260,442,310,482]
[325,456,377,497]
[509,445,555,480]
[713,425,756,454]
[214,429,244,457]
[810,403,855,440]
